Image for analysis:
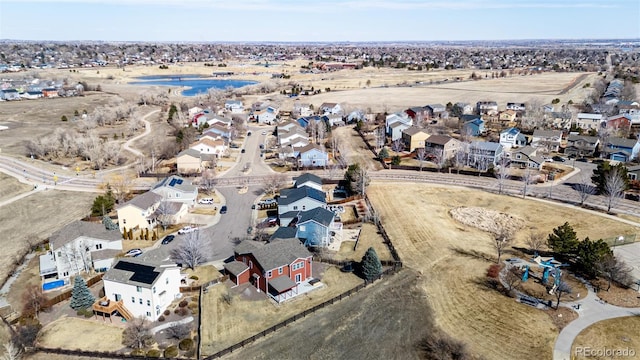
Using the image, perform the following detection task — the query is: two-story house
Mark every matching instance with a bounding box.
[295,207,339,247]
[296,144,329,168]
[40,221,123,284]
[176,149,217,174]
[385,113,413,140]
[509,146,544,169]
[224,238,313,302]
[565,135,600,158]
[255,106,279,124]
[150,176,198,207]
[602,137,640,162]
[531,129,563,153]
[425,104,447,119]
[454,102,474,115]
[424,135,462,162]
[575,113,604,130]
[476,101,499,116]
[189,138,226,156]
[117,192,163,232]
[468,141,504,170]
[461,115,485,137]
[293,173,323,191]
[99,258,181,321]
[224,100,244,114]
[402,126,430,152]
[293,102,314,117]
[278,186,326,226]
[499,128,527,150]
[319,102,342,115]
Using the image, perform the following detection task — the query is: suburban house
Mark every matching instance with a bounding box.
[206,115,233,128]
[509,146,544,169]
[468,141,504,170]
[224,100,244,114]
[405,106,429,122]
[188,106,203,118]
[40,221,123,284]
[531,129,563,153]
[278,127,310,147]
[498,110,518,125]
[605,114,632,134]
[189,138,227,156]
[99,258,181,321]
[277,120,300,133]
[425,104,447,118]
[42,88,60,98]
[150,176,198,207]
[385,112,413,137]
[602,137,640,162]
[293,173,323,191]
[22,90,43,100]
[319,102,342,115]
[499,127,527,150]
[402,126,430,152]
[176,149,217,174]
[297,115,328,130]
[546,111,573,130]
[278,186,326,226]
[224,238,313,302]
[255,106,279,124]
[506,102,526,112]
[1,89,21,101]
[295,207,338,247]
[424,135,462,162]
[543,104,555,113]
[454,102,474,115]
[203,124,233,139]
[461,115,485,136]
[565,135,600,158]
[476,101,499,116]
[191,113,209,128]
[389,121,412,142]
[117,192,163,232]
[297,144,329,168]
[294,102,314,117]
[627,165,640,181]
[575,113,604,130]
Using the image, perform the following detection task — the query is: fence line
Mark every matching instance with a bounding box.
[45,273,104,308]
[34,347,181,359]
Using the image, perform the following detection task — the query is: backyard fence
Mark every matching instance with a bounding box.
[602,234,637,247]
[45,273,104,308]
[34,347,182,360]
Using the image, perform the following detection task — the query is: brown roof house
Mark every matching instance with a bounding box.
[401,126,430,152]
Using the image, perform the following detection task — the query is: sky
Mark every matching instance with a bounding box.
[0,0,639,42]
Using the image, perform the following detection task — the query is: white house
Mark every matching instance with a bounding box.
[204,124,233,139]
[277,120,300,133]
[278,127,310,146]
[294,102,314,117]
[102,258,182,321]
[531,129,563,153]
[206,115,232,128]
[499,128,527,150]
[454,102,474,115]
[40,221,123,283]
[476,101,499,116]
[385,112,413,135]
[150,176,198,207]
[576,113,604,130]
[189,138,226,156]
[255,106,279,124]
[293,173,323,191]
[296,144,329,167]
[225,100,244,114]
[319,102,342,115]
[188,106,203,118]
[389,121,412,142]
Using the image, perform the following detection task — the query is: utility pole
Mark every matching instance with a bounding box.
[151,150,155,173]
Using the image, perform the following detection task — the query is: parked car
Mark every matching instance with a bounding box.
[552,156,566,162]
[247,131,252,136]
[220,205,228,214]
[161,235,175,245]
[261,131,267,135]
[198,198,214,204]
[576,158,589,162]
[125,248,143,257]
[178,226,198,235]
[241,149,246,153]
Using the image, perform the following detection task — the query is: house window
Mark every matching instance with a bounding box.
[249,261,253,269]
[136,286,142,293]
[131,297,135,303]
[302,205,306,210]
[63,271,69,277]
[156,308,160,315]
[166,278,169,284]
[267,271,272,278]
[123,219,126,224]
[299,225,306,232]
[153,287,156,294]
[147,300,151,307]
[293,206,298,210]
[278,267,283,274]
[176,193,181,198]
[139,298,143,304]
[95,244,102,250]
[146,312,151,317]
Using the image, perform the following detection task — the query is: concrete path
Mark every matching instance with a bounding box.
[553,282,640,360]
[150,315,194,335]
[123,109,158,158]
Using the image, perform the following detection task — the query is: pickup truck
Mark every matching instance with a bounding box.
[178,226,199,235]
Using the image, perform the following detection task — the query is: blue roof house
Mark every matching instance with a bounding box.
[295,208,336,247]
[461,115,485,136]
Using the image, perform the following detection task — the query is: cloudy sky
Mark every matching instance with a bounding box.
[0,0,638,42]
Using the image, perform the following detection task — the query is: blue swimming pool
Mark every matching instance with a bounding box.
[42,279,65,291]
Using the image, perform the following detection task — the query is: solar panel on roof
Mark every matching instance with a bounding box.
[177,179,183,185]
[169,179,177,187]
[114,261,160,285]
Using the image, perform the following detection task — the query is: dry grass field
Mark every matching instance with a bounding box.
[365,182,640,360]
[38,317,124,352]
[333,223,393,262]
[0,173,32,203]
[200,266,363,356]
[571,316,640,359]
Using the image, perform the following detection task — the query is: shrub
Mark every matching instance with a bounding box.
[179,300,188,308]
[179,338,194,351]
[164,309,170,316]
[157,315,165,322]
[486,264,501,278]
[146,349,161,358]
[164,345,179,358]
[189,275,199,280]
[130,349,145,357]
[174,307,189,316]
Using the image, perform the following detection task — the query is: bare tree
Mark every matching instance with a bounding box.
[504,266,523,293]
[391,138,404,153]
[554,279,572,310]
[621,80,637,101]
[108,171,133,204]
[264,173,288,195]
[1,341,22,360]
[494,156,510,194]
[170,232,206,270]
[428,147,446,172]
[415,148,428,171]
[165,323,191,340]
[604,167,627,212]
[122,316,154,349]
[375,126,386,150]
[598,254,633,291]
[521,168,534,198]
[525,231,547,253]
[324,163,341,180]
[155,200,172,231]
[491,226,514,264]
[22,285,49,318]
[200,169,217,194]
[575,173,596,206]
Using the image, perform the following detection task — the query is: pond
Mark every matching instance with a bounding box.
[129,74,257,96]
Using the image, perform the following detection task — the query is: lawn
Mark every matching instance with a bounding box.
[571,316,640,359]
[333,223,393,262]
[365,182,639,360]
[38,317,125,352]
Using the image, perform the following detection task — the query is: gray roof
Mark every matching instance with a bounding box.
[178,148,217,161]
[224,261,249,277]
[269,276,297,293]
[297,207,334,227]
[278,186,326,205]
[606,137,637,149]
[270,227,299,241]
[532,129,562,138]
[235,238,311,272]
[50,220,123,250]
[294,173,322,187]
[426,135,454,146]
[470,141,502,152]
[567,134,599,144]
[153,201,185,216]
[402,126,427,136]
[120,191,162,211]
[152,175,196,193]
[513,146,537,157]
[92,249,121,261]
[103,258,177,288]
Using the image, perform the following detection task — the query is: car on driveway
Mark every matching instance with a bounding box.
[262,131,267,135]
[552,156,566,162]
[220,205,228,214]
[161,235,175,245]
[241,149,246,153]
[178,226,198,235]
[198,198,214,204]
[576,158,589,162]
[125,248,143,257]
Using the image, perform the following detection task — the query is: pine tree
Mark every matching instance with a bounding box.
[70,276,95,310]
[547,222,579,256]
[360,247,383,281]
[102,215,119,231]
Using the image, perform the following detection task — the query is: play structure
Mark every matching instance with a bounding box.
[515,255,567,294]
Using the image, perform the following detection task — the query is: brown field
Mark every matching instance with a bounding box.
[571,316,640,360]
[200,266,363,356]
[333,223,393,262]
[365,183,639,360]
[38,317,124,352]
[0,173,32,203]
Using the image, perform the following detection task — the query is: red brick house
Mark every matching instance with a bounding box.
[224,239,313,302]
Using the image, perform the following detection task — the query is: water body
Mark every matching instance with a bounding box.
[130,75,257,96]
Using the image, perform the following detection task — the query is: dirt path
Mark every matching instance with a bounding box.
[123,108,159,157]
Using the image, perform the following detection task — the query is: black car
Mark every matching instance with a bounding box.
[220,205,228,214]
[161,235,175,245]
[552,156,566,162]
[247,131,252,136]
[241,149,246,153]
[576,158,589,162]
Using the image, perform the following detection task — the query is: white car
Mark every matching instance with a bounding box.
[198,198,214,204]
[261,131,267,135]
[178,226,199,235]
[124,248,143,257]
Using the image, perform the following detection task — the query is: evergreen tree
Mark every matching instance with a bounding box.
[70,276,95,310]
[360,247,383,281]
[576,238,612,278]
[102,215,119,231]
[377,147,389,160]
[547,222,579,256]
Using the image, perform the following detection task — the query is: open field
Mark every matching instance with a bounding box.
[365,183,640,360]
[0,184,95,292]
[39,317,124,352]
[224,269,432,360]
[571,316,640,359]
[200,265,363,356]
[0,173,31,203]
[333,223,393,262]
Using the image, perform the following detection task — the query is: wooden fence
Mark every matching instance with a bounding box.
[45,273,104,308]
